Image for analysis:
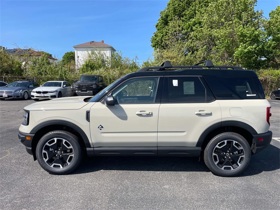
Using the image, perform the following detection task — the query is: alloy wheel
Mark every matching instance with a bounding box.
[42,137,74,169]
[212,139,245,171]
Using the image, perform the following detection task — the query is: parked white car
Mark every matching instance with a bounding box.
[31,81,73,101]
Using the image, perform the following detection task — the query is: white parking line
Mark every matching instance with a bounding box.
[272,137,280,142]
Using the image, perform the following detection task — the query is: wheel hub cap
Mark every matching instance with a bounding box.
[42,138,74,169]
[212,140,245,171]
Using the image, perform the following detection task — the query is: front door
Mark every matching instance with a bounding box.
[90,77,160,150]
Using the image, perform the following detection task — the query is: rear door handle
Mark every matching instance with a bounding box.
[136,111,153,116]
[195,110,212,116]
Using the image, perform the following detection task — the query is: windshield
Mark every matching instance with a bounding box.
[90,78,122,102]
[43,82,62,87]
[7,81,29,88]
[80,75,97,82]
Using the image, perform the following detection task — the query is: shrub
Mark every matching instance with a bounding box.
[257,69,280,96]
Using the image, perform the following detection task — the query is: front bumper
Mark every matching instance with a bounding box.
[251,131,272,154]
[18,131,34,155]
[0,92,23,99]
[31,93,57,100]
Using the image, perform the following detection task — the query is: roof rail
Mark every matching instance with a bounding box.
[138,60,243,72]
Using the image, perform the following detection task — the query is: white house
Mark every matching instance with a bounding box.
[73,40,116,69]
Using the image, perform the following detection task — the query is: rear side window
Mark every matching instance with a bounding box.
[204,76,265,99]
[163,76,214,103]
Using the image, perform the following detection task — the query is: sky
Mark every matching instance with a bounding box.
[0,0,279,65]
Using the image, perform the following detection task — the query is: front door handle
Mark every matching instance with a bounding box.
[195,110,212,116]
[136,111,153,116]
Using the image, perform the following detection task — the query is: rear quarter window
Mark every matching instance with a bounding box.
[204,75,265,99]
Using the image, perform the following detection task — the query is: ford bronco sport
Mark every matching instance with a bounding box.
[19,61,272,176]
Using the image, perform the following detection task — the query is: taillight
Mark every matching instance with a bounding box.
[266,107,271,125]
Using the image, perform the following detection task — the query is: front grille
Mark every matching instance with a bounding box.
[0,91,13,94]
[36,91,49,94]
[78,84,94,91]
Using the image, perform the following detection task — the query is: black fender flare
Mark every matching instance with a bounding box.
[196,121,258,147]
[30,120,91,147]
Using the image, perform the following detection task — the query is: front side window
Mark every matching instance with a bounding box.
[112,77,159,104]
[165,77,207,103]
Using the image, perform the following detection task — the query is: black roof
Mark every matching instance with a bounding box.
[129,61,256,79]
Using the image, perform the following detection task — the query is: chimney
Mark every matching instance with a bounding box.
[101,40,104,43]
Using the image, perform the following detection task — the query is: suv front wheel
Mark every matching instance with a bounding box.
[204,132,251,177]
[36,130,82,175]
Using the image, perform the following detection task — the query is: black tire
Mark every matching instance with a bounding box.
[36,130,82,175]
[58,92,62,98]
[204,132,251,177]
[23,91,29,100]
[270,93,276,100]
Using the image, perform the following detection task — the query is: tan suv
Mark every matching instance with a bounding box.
[18,61,272,176]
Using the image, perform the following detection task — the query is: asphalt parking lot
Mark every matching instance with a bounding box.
[0,99,279,210]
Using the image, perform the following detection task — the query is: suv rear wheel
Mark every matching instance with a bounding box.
[204,132,251,177]
[36,130,82,175]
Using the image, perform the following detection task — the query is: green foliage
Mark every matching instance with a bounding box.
[62,51,75,65]
[151,0,205,50]
[77,52,139,84]
[0,50,22,76]
[257,69,280,96]
[263,6,280,68]
[151,0,279,70]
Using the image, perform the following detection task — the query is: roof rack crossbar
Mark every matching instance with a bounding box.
[138,60,243,72]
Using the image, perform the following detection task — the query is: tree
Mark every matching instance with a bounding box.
[0,49,22,76]
[151,0,266,69]
[62,51,75,65]
[151,0,208,51]
[264,6,280,68]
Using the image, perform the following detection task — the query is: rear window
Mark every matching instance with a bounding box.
[163,76,214,103]
[204,76,265,99]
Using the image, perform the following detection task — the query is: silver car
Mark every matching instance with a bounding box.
[0,80,38,100]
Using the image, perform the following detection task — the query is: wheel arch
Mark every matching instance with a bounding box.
[30,120,91,159]
[197,121,257,152]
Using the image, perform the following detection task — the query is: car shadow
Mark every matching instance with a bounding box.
[241,143,280,177]
[75,156,207,174]
[73,143,279,176]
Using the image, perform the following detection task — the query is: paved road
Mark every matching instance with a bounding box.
[270,100,280,138]
[0,99,279,210]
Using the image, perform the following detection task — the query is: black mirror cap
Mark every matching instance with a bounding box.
[105,96,116,106]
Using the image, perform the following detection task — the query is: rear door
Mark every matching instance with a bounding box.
[158,76,221,150]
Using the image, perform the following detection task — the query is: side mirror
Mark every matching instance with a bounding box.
[105,96,116,106]
[63,85,66,88]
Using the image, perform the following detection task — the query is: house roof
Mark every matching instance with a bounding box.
[73,40,115,51]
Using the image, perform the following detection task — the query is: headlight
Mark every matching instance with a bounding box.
[49,90,58,93]
[22,110,29,126]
